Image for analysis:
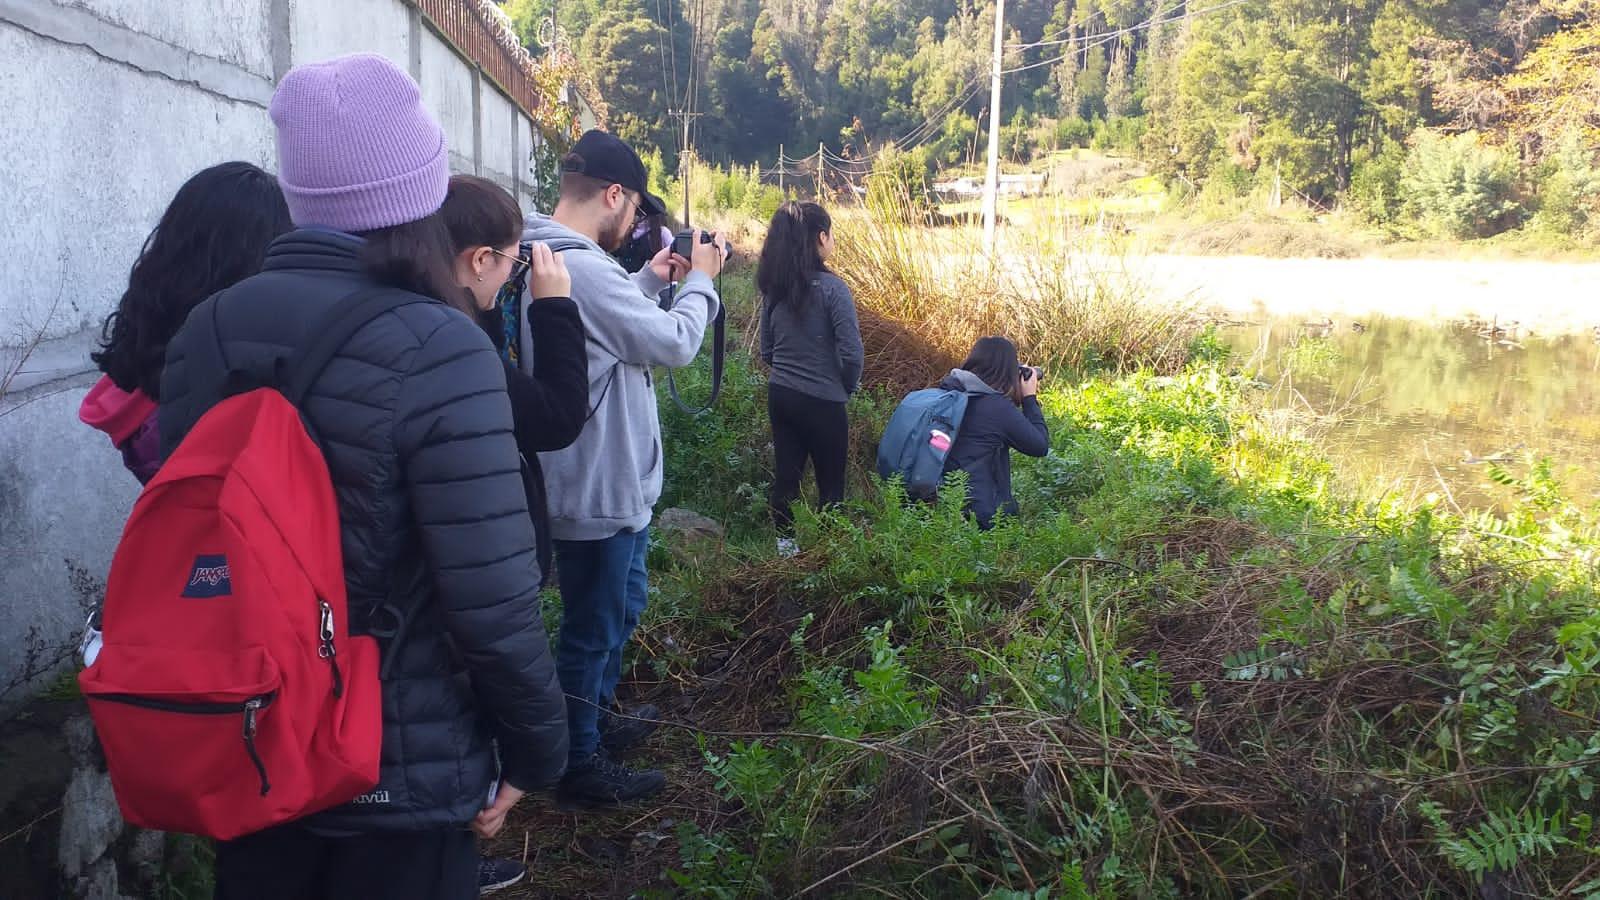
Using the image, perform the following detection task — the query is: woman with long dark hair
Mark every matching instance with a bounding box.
[439,175,587,588]
[756,201,864,554]
[940,336,1049,529]
[439,174,587,895]
[80,162,291,483]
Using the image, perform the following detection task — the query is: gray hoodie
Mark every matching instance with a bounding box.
[523,213,722,541]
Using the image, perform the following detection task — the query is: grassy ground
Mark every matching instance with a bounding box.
[486,244,1600,896]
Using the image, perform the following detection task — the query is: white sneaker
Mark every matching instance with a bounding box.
[776,538,800,558]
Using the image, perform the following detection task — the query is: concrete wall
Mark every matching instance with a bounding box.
[0,0,547,714]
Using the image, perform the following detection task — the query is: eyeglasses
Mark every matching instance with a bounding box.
[620,190,649,227]
[488,246,528,280]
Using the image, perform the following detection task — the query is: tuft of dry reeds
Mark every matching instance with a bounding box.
[832,189,1205,386]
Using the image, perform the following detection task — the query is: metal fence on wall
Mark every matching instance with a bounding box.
[412,0,539,117]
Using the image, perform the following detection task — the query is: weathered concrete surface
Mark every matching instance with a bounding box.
[0,388,133,716]
[288,0,410,73]
[0,20,276,354]
[514,111,539,211]
[58,0,276,78]
[420,26,479,175]
[481,78,518,186]
[0,0,544,712]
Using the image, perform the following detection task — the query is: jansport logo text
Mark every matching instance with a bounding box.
[181,554,233,598]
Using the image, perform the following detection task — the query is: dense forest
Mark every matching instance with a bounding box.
[502,0,1600,238]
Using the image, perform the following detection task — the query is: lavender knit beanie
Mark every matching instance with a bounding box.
[269,53,448,232]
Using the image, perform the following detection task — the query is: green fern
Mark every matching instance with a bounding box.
[1422,803,1573,883]
[1223,646,1303,682]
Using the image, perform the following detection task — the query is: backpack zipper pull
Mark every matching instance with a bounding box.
[242,697,271,796]
[318,600,343,698]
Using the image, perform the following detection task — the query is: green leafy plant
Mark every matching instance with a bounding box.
[1419,802,1588,884]
[1401,130,1523,239]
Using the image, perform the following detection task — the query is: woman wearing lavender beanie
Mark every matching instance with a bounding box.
[155,54,567,900]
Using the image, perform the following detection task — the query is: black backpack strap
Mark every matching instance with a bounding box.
[285,288,428,406]
[279,288,430,674]
[197,291,233,390]
[539,238,589,255]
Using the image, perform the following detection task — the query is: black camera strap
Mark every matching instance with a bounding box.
[664,275,726,416]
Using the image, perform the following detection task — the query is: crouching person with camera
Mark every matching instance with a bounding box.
[942,337,1050,529]
[523,130,726,805]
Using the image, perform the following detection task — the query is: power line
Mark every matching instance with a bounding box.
[1003,0,1249,70]
[820,149,871,168]
[651,0,677,114]
[1009,7,1108,49]
[893,79,984,150]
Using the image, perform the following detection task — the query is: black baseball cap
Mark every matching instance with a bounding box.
[562,130,666,216]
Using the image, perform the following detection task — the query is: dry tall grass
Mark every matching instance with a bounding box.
[832,191,1203,392]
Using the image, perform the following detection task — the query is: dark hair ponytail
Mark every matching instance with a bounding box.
[93,161,292,399]
[756,201,832,307]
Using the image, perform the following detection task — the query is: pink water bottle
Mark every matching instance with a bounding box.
[929,429,952,453]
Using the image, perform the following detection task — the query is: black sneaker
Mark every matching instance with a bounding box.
[558,753,666,805]
[478,856,526,894]
[600,702,660,755]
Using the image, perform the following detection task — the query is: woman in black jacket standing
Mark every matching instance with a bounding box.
[941,336,1050,529]
[158,54,567,900]
[757,201,864,555]
[438,175,588,894]
[440,176,588,593]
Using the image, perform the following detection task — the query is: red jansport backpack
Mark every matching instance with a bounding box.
[78,289,415,840]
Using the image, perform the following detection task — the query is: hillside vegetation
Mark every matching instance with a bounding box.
[504,0,1600,247]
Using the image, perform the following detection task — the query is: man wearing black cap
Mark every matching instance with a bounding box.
[522,130,726,804]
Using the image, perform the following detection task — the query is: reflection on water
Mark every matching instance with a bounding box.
[1221,316,1600,511]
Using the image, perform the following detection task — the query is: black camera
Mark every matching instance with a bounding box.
[1019,365,1042,382]
[672,228,730,262]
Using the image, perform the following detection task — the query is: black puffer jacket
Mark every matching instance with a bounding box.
[158,230,568,832]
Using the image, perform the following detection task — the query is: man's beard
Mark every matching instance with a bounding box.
[602,206,632,253]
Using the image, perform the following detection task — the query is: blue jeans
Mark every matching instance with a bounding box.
[553,527,650,765]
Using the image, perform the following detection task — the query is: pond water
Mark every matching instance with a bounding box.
[1219,316,1600,512]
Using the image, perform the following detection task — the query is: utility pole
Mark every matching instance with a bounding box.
[669,108,704,225]
[815,141,825,199]
[981,0,1006,254]
[778,143,785,196]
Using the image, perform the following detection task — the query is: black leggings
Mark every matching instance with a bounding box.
[214,823,477,899]
[768,383,849,532]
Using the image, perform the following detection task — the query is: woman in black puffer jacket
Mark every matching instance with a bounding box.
[158,54,566,900]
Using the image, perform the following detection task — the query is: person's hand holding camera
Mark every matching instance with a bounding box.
[528,242,571,300]
[692,231,727,279]
[648,243,691,283]
[1019,366,1041,399]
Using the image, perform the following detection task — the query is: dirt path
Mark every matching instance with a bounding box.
[1116,253,1600,335]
